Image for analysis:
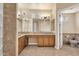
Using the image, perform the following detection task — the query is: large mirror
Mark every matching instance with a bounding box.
[17,9,55,33]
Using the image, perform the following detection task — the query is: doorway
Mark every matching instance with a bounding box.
[59,4,79,48]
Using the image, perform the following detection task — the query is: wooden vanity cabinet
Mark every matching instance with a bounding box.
[49,35,55,46]
[38,36,44,46]
[18,35,28,54]
[38,35,55,47]
[43,36,49,46]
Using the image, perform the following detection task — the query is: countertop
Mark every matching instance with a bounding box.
[18,32,55,38]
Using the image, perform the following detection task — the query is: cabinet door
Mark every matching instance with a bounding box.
[18,39,20,54]
[18,35,28,54]
[22,37,25,49]
[20,37,23,52]
[43,36,49,46]
[21,36,27,50]
[38,36,44,46]
[24,36,28,47]
[18,37,22,54]
[49,35,55,46]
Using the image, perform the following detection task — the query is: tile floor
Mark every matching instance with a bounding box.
[0,50,2,56]
[19,45,79,56]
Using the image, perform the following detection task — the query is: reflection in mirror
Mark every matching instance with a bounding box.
[17,9,55,33]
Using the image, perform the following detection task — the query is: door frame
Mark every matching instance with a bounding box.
[55,11,63,49]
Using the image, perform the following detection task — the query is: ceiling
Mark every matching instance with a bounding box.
[57,3,79,13]
[17,3,56,10]
[56,3,77,10]
[17,3,79,13]
[18,3,78,10]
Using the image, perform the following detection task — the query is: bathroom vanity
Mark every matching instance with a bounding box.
[18,32,55,54]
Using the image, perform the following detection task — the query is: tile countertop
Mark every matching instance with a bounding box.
[18,32,55,38]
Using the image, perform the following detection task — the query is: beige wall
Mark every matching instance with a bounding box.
[75,12,79,33]
[62,12,79,33]
[52,4,56,20]
[62,13,76,33]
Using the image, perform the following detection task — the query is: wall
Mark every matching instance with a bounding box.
[75,12,79,33]
[52,4,56,20]
[3,3,17,56]
[62,13,76,33]
[62,12,79,33]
